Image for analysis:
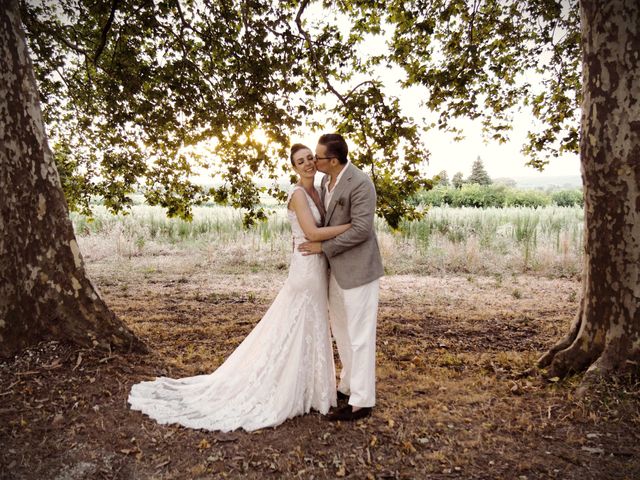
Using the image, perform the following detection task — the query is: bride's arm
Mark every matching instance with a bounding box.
[289,190,350,242]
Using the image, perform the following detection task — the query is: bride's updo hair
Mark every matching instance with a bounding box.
[290,143,311,166]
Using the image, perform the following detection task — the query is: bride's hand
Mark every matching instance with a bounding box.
[298,241,323,256]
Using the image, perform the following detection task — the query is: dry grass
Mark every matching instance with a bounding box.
[71,204,584,278]
[2,245,638,479]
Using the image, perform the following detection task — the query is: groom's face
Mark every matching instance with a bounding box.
[314,144,333,174]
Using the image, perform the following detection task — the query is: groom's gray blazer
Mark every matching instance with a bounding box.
[320,162,384,289]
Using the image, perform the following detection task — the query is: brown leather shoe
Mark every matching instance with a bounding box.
[337,390,349,402]
[326,405,372,422]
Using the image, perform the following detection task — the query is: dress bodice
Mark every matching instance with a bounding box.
[287,186,323,247]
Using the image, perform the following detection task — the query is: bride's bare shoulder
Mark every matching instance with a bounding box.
[287,186,306,210]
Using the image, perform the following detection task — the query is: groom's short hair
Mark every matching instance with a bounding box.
[318,133,348,165]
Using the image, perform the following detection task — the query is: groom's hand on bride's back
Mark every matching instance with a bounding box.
[298,241,323,255]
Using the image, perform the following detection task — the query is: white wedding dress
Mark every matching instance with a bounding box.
[128,186,337,432]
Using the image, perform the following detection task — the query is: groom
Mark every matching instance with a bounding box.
[299,133,384,421]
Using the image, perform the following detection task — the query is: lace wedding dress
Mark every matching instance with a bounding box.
[128,186,336,432]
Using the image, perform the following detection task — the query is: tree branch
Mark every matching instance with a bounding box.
[175,0,203,35]
[23,14,89,56]
[295,0,346,105]
[344,80,377,101]
[93,0,120,65]
[294,1,379,173]
[468,0,480,46]
[153,20,222,93]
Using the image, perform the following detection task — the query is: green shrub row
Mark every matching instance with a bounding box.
[412,184,584,208]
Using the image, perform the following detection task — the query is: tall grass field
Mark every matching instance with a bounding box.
[71,204,583,277]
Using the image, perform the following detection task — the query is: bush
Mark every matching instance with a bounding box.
[410,185,449,206]
[504,189,551,208]
[449,184,507,208]
[551,189,584,207]
[412,185,580,209]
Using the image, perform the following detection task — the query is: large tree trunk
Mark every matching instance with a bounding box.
[538,0,639,382]
[0,0,147,358]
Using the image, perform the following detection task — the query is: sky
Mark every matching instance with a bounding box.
[396,81,582,180]
[420,115,582,180]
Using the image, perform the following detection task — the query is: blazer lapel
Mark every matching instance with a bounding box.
[325,164,353,226]
[320,174,328,207]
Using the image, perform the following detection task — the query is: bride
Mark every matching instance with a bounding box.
[128,144,350,432]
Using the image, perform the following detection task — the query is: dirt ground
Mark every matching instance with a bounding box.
[2,251,639,479]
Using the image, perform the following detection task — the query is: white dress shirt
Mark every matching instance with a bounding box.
[324,161,350,212]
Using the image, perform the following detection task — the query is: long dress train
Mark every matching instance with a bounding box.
[127,187,336,432]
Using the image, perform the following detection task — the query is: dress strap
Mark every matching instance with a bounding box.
[287,186,305,209]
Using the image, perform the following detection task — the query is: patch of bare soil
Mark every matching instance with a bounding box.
[2,258,639,479]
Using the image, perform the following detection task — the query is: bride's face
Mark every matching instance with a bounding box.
[292,148,316,179]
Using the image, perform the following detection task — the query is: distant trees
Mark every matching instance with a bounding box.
[467,156,492,185]
[439,156,493,190]
[494,177,518,188]
[435,170,450,186]
[452,172,465,189]
[414,184,583,209]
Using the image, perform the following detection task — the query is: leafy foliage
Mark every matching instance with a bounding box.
[22,0,429,227]
[22,0,580,226]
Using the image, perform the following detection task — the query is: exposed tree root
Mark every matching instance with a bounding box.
[539,315,640,397]
[546,336,601,379]
[575,338,640,396]
[538,297,586,370]
[56,295,149,356]
[537,308,582,369]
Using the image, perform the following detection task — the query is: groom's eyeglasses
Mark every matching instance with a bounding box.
[314,155,334,161]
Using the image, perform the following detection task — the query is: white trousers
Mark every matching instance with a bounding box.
[328,274,379,408]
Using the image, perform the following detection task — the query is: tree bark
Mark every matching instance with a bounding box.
[0,0,147,358]
[538,0,639,382]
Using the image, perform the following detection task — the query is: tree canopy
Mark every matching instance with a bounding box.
[22,0,580,228]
